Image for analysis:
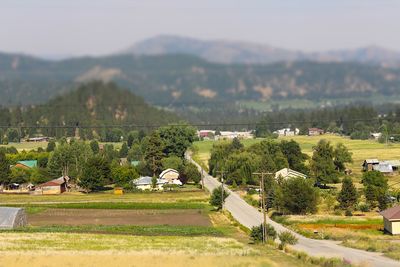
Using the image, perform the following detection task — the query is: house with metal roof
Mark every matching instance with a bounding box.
[372,162,394,175]
[380,205,400,235]
[362,159,380,171]
[0,207,27,229]
[384,160,400,171]
[275,168,307,180]
[132,176,167,191]
[14,160,38,169]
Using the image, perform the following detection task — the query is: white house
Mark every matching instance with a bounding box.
[159,169,182,185]
[275,168,307,180]
[132,176,168,191]
[274,128,300,137]
[216,131,253,140]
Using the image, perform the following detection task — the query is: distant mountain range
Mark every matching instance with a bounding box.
[1,51,400,108]
[123,35,400,66]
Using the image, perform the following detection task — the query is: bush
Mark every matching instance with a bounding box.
[278,231,298,250]
[345,209,353,216]
[250,224,277,243]
[279,177,318,214]
[358,203,370,212]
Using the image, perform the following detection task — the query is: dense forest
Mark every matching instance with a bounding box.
[0,82,179,142]
[1,52,400,107]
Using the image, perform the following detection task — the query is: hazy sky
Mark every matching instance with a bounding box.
[1,0,399,57]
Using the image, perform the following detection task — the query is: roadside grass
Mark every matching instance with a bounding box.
[1,225,224,237]
[0,191,209,204]
[274,214,400,261]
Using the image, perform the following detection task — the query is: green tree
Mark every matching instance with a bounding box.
[111,165,139,187]
[142,132,165,176]
[161,156,183,170]
[184,162,201,184]
[127,131,139,148]
[231,137,244,150]
[79,155,111,192]
[10,168,31,184]
[210,186,230,210]
[362,171,388,209]
[310,140,338,184]
[337,177,358,210]
[333,143,353,172]
[279,177,318,214]
[119,142,129,158]
[157,124,196,158]
[280,140,309,174]
[90,140,100,154]
[0,151,11,185]
[46,140,56,152]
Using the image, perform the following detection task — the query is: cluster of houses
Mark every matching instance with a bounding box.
[132,168,183,191]
[362,159,400,175]
[197,130,254,140]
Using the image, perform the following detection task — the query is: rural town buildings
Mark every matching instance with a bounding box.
[159,169,182,185]
[274,128,300,137]
[381,205,400,235]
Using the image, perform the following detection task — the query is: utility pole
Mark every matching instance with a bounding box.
[216,170,226,210]
[253,172,273,243]
[201,168,205,190]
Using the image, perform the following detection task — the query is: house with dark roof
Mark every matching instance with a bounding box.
[380,205,400,235]
[362,159,380,171]
[34,176,69,195]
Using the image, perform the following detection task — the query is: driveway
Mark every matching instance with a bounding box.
[187,153,400,267]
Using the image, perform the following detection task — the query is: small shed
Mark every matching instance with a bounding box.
[384,160,400,171]
[362,159,380,171]
[35,176,69,195]
[0,207,27,229]
[380,205,400,235]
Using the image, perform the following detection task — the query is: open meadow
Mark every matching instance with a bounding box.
[0,191,322,267]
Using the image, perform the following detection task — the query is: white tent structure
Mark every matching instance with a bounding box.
[0,207,27,229]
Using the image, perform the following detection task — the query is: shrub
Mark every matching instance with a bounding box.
[278,231,298,250]
[345,209,353,216]
[358,203,370,212]
[250,224,277,243]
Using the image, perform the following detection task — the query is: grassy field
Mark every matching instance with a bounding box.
[192,135,400,188]
[0,190,352,267]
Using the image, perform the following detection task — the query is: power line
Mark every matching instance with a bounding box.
[0,117,383,130]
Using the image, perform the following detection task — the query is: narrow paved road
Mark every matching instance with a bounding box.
[187,153,400,267]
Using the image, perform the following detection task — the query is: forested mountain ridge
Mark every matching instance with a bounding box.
[0,82,180,140]
[125,35,400,65]
[1,52,400,107]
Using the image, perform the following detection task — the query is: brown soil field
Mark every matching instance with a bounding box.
[28,209,211,226]
[298,223,381,230]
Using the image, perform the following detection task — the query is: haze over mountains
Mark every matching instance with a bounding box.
[124,35,400,66]
[1,35,400,109]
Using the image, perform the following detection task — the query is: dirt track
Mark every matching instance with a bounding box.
[28,209,211,226]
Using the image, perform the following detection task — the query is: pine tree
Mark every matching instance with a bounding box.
[119,142,129,158]
[0,151,11,185]
[337,177,357,210]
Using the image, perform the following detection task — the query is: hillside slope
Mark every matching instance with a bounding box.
[1,52,400,107]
